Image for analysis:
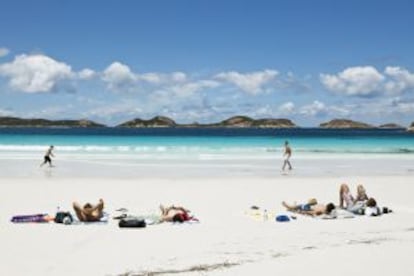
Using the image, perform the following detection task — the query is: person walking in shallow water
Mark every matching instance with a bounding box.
[40,145,55,167]
[282,141,292,171]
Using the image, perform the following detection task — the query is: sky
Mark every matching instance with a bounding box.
[1,0,414,126]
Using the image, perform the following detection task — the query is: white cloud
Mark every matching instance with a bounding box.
[384,66,414,94]
[278,102,295,114]
[0,54,73,93]
[170,80,220,97]
[0,108,13,116]
[321,66,414,97]
[139,73,162,84]
[102,62,136,90]
[103,61,136,84]
[138,71,188,85]
[0,47,10,57]
[215,69,279,95]
[299,100,326,116]
[78,68,96,80]
[320,66,384,96]
[102,63,191,93]
[171,72,187,82]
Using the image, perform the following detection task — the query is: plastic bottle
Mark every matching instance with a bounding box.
[263,209,268,221]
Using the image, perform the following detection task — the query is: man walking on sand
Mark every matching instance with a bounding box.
[282,141,292,171]
[40,145,55,167]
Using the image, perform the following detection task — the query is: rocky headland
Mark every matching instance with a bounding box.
[319,119,375,129]
[117,115,297,128]
[0,117,105,128]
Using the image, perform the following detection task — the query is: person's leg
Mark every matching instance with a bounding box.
[73,202,86,221]
[282,201,299,211]
[47,157,53,167]
[174,206,190,213]
[159,204,167,216]
[40,157,47,167]
[287,160,292,170]
[88,199,104,221]
[282,160,287,171]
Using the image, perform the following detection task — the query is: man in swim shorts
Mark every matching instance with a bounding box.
[40,145,55,167]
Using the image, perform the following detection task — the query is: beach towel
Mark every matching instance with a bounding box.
[11,214,50,223]
[70,212,110,225]
[321,209,355,219]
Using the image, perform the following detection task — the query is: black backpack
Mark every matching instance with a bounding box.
[118,218,146,228]
[54,212,73,224]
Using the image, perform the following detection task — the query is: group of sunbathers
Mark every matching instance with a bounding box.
[62,182,387,223]
[282,183,389,217]
[13,183,387,224]
[72,199,194,223]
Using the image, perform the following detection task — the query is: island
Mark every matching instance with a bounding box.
[117,115,297,128]
[319,119,375,129]
[1,115,410,131]
[117,116,176,128]
[379,123,405,129]
[0,117,106,128]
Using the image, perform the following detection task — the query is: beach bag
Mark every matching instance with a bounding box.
[54,212,73,224]
[119,218,146,228]
[276,215,290,222]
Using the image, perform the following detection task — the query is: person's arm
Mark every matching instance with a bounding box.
[339,193,344,208]
[173,206,190,213]
[298,210,318,217]
[89,199,104,212]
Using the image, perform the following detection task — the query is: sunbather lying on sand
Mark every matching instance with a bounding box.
[159,204,196,223]
[73,199,104,222]
[282,200,335,216]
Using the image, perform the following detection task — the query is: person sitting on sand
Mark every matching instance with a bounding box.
[73,199,104,222]
[339,183,354,209]
[282,200,336,217]
[364,197,381,216]
[355,184,369,202]
[339,183,365,214]
[159,204,196,223]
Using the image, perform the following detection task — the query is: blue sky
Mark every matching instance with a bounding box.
[1,0,414,126]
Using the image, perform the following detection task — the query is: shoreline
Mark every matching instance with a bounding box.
[1,156,414,179]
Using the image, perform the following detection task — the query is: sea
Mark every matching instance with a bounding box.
[1,127,414,177]
[0,127,414,160]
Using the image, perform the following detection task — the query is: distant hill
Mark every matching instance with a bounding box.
[320,119,375,129]
[117,115,297,128]
[407,122,414,132]
[117,116,177,128]
[0,117,105,127]
[212,116,296,128]
[379,123,405,129]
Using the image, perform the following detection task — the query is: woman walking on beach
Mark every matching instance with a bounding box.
[282,141,292,171]
[40,145,55,167]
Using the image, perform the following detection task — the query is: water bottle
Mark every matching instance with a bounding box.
[263,209,268,221]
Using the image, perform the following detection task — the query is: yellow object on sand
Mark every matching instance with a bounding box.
[244,209,276,221]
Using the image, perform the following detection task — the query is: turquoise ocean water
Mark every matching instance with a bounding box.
[1,128,414,160]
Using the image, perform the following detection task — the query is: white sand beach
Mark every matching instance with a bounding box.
[1,158,414,276]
